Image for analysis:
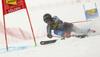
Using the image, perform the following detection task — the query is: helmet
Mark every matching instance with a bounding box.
[43,13,52,23]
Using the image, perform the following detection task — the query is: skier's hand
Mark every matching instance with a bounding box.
[47,34,52,38]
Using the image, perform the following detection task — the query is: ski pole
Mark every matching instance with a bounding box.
[67,20,91,24]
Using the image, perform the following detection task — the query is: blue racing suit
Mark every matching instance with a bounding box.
[47,16,73,36]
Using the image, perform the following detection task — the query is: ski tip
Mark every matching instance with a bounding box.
[40,40,57,45]
[40,41,45,45]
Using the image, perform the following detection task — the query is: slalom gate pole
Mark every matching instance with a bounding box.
[2,0,8,51]
[2,15,8,51]
[25,1,37,46]
[67,20,91,24]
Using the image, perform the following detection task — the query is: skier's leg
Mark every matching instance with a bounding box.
[72,25,90,35]
[54,30,63,36]
[61,23,73,38]
[54,30,71,39]
[62,29,72,38]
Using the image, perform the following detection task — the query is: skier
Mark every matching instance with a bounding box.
[43,13,96,39]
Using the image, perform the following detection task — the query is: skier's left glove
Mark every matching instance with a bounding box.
[47,34,52,38]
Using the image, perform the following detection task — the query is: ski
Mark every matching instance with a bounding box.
[40,39,57,45]
[54,35,88,39]
[40,32,99,45]
[40,35,87,45]
[72,35,88,38]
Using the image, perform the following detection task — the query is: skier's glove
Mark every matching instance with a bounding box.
[47,34,52,38]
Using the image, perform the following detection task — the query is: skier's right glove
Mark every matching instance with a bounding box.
[47,34,52,38]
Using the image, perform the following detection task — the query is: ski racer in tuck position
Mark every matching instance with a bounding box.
[43,13,96,39]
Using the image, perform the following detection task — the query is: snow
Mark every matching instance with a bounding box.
[0,36,100,57]
[0,0,100,57]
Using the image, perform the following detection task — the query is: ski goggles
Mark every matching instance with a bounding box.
[44,18,51,23]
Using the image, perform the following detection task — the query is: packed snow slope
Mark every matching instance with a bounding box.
[0,35,100,57]
[0,0,100,57]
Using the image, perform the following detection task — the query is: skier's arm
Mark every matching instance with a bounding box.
[47,25,52,38]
